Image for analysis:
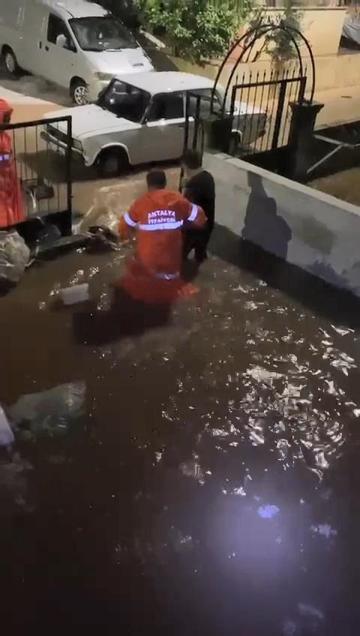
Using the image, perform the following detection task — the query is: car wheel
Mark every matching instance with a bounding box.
[97,148,129,178]
[3,47,20,75]
[71,79,89,106]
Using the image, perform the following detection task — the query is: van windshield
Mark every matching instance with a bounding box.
[69,17,137,52]
[97,80,150,123]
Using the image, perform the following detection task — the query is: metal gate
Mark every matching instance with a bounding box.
[183,67,307,164]
[228,69,307,157]
[0,115,72,234]
[182,17,316,170]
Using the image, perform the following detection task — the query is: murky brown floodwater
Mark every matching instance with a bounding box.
[311,167,360,207]
[1,247,360,636]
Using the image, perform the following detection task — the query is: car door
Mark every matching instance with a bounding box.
[133,92,185,164]
[16,3,45,74]
[38,13,77,89]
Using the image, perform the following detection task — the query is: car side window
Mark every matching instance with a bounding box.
[188,89,222,117]
[47,14,76,52]
[147,93,184,122]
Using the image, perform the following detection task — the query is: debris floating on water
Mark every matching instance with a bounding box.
[9,382,86,439]
[0,230,30,286]
[246,366,283,385]
[311,523,337,539]
[257,504,280,519]
[60,284,90,306]
[297,603,324,620]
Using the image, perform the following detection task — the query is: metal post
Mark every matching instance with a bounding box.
[192,96,201,151]
[66,115,72,235]
[179,92,191,191]
[288,101,324,181]
[183,92,191,156]
[298,76,307,105]
[271,79,287,150]
[230,84,237,121]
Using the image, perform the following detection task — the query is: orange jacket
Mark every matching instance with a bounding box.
[119,189,206,278]
[0,99,25,228]
[0,131,25,228]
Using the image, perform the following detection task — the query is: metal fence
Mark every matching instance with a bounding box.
[228,68,307,157]
[184,91,206,156]
[183,67,307,163]
[0,115,72,230]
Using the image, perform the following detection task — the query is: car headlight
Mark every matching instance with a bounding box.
[94,72,114,82]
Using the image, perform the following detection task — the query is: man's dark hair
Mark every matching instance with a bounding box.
[183,149,203,171]
[146,169,167,190]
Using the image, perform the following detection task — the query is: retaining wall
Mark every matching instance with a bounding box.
[204,152,360,296]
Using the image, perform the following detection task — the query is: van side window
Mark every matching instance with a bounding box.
[47,14,76,52]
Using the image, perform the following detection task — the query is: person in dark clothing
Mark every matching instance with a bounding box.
[181,150,215,263]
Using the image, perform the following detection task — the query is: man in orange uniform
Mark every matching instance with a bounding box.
[0,99,25,228]
[118,170,206,303]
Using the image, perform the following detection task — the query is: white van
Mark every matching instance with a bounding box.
[0,0,154,104]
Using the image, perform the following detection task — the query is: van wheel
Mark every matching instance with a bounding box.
[97,148,129,178]
[70,79,89,106]
[3,48,20,76]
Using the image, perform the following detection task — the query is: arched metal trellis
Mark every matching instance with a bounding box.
[209,19,316,157]
[212,19,316,114]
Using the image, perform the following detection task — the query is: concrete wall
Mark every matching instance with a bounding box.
[165,8,360,96]
[204,152,360,296]
[169,50,360,96]
[310,52,360,91]
[259,8,346,57]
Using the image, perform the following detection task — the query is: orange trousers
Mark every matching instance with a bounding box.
[114,258,199,304]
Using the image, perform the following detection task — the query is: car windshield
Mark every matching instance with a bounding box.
[69,17,137,52]
[97,80,150,122]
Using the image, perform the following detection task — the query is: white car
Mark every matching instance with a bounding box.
[42,71,267,176]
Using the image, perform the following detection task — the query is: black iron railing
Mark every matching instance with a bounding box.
[228,69,307,156]
[0,115,72,231]
[183,67,307,163]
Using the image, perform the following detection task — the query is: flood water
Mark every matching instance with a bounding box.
[1,247,360,635]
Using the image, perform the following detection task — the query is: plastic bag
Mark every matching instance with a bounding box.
[79,208,123,235]
[87,225,121,252]
[90,211,122,234]
[9,381,86,438]
[0,230,30,284]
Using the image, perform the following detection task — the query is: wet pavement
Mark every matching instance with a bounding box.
[1,247,360,635]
